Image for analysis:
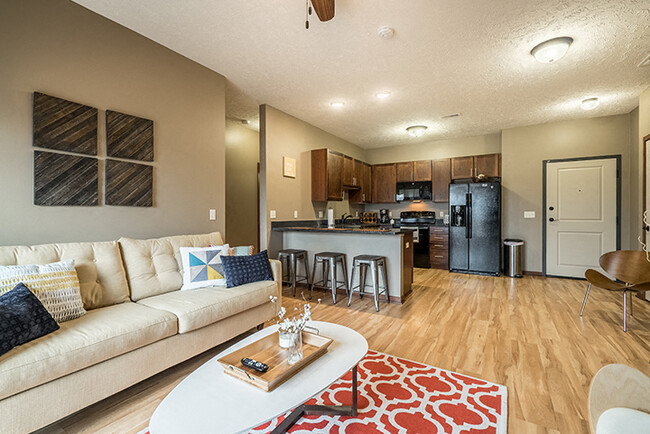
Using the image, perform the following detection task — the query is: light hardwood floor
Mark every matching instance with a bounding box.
[40,269,650,434]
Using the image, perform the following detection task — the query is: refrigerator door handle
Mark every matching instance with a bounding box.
[467,193,472,239]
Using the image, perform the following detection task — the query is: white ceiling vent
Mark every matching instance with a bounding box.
[638,54,650,67]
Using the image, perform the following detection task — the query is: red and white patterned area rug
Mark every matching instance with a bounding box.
[249,350,507,433]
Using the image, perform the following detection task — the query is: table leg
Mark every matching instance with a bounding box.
[270,365,358,433]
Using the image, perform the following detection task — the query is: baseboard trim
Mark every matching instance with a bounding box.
[523,271,543,276]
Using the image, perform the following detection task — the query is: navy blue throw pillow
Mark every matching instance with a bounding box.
[0,283,60,357]
[221,250,274,288]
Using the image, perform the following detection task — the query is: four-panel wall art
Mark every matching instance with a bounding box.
[32,92,154,207]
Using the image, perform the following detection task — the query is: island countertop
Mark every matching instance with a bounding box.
[272,226,414,235]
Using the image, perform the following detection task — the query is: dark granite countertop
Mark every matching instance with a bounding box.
[272,226,414,235]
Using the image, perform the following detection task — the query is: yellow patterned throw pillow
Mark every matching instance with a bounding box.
[0,260,86,322]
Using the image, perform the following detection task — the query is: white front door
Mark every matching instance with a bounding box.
[545,158,618,278]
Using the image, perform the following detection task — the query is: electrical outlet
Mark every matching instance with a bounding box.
[293,210,298,218]
[389,211,393,218]
[524,211,535,219]
[355,211,358,217]
[270,210,276,219]
[209,209,216,221]
[318,211,323,218]
[439,211,444,218]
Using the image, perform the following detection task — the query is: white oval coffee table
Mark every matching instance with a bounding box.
[149,321,368,434]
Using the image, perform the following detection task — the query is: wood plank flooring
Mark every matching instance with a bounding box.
[39,269,650,434]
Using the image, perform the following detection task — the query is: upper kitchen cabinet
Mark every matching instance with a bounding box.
[343,156,361,187]
[432,158,451,203]
[372,163,397,203]
[349,161,371,204]
[474,153,501,178]
[451,153,501,180]
[396,160,432,182]
[311,149,343,201]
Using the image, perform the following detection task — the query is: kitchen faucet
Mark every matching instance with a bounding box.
[341,213,353,225]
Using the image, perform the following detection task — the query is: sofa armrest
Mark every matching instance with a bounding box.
[269,259,282,308]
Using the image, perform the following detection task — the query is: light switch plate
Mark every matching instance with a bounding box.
[293,210,298,218]
[524,211,535,219]
[270,210,276,219]
[355,211,358,217]
[318,211,323,218]
[389,211,393,217]
[209,209,216,221]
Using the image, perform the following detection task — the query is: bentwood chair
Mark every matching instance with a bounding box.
[580,250,650,332]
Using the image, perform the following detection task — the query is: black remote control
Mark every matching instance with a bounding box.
[241,358,269,373]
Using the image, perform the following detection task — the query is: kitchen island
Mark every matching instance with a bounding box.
[272,225,414,303]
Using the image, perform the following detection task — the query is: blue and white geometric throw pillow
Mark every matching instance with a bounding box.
[180,245,229,290]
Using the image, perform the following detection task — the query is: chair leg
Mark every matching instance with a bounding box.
[291,255,297,297]
[359,265,367,299]
[347,262,357,307]
[303,255,312,299]
[329,258,337,304]
[311,258,318,292]
[370,262,379,312]
[580,283,591,317]
[623,291,628,332]
[381,260,390,304]
[340,257,350,297]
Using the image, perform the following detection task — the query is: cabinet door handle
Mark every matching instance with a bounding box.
[434,255,444,258]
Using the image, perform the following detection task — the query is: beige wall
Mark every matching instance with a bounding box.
[638,87,650,238]
[260,105,366,250]
[630,106,640,250]
[366,133,501,164]
[225,120,259,249]
[502,114,634,273]
[0,0,226,246]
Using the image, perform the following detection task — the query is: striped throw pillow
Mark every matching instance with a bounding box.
[0,260,86,322]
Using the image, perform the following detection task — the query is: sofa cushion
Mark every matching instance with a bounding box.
[0,241,129,310]
[597,407,650,434]
[0,301,177,400]
[137,279,277,333]
[119,232,225,301]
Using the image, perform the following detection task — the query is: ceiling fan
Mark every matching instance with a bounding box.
[305,0,334,28]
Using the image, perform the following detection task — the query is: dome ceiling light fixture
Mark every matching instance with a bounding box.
[377,26,395,39]
[406,125,427,137]
[580,97,600,110]
[530,37,573,63]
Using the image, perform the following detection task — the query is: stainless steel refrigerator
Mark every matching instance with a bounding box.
[449,182,501,276]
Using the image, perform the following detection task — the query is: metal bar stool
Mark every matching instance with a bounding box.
[277,249,311,297]
[347,255,389,311]
[311,252,349,304]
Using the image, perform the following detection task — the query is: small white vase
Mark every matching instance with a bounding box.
[287,331,303,365]
[278,330,292,348]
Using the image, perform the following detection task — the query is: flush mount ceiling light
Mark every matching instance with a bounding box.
[531,37,573,63]
[330,101,344,108]
[580,97,600,110]
[377,26,395,39]
[406,125,427,137]
[375,91,391,99]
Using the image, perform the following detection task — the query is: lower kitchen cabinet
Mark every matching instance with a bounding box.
[429,225,449,269]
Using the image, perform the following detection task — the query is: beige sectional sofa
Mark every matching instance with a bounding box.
[0,232,281,433]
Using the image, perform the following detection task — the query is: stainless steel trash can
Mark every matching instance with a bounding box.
[504,239,524,277]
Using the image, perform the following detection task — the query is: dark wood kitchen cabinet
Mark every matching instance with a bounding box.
[429,226,449,269]
[311,149,343,201]
[371,163,396,203]
[451,153,501,180]
[433,158,451,203]
[350,161,371,204]
[396,160,432,182]
[343,156,361,187]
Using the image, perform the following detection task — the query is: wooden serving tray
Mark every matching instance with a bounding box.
[218,331,333,392]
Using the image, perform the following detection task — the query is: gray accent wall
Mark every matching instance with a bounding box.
[0,0,226,245]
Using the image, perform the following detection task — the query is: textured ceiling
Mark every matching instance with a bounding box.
[73,0,650,149]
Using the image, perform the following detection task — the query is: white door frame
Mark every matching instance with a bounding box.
[542,155,621,277]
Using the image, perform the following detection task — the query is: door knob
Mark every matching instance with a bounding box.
[549,206,554,211]
[643,225,650,232]
[549,217,556,222]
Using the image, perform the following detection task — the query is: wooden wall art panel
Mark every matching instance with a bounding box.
[106,110,154,161]
[105,159,153,207]
[34,151,98,206]
[32,92,98,155]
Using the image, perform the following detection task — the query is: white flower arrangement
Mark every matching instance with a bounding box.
[269,294,321,334]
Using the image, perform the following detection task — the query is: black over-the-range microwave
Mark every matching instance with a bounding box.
[396,181,432,201]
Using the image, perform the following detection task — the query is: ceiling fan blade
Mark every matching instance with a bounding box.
[311,0,335,22]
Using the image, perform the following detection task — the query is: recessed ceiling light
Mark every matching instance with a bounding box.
[580,97,600,110]
[531,37,573,63]
[406,125,427,137]
[375,91,391,99]
[330,101,344,108]
[377,26,395,39]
